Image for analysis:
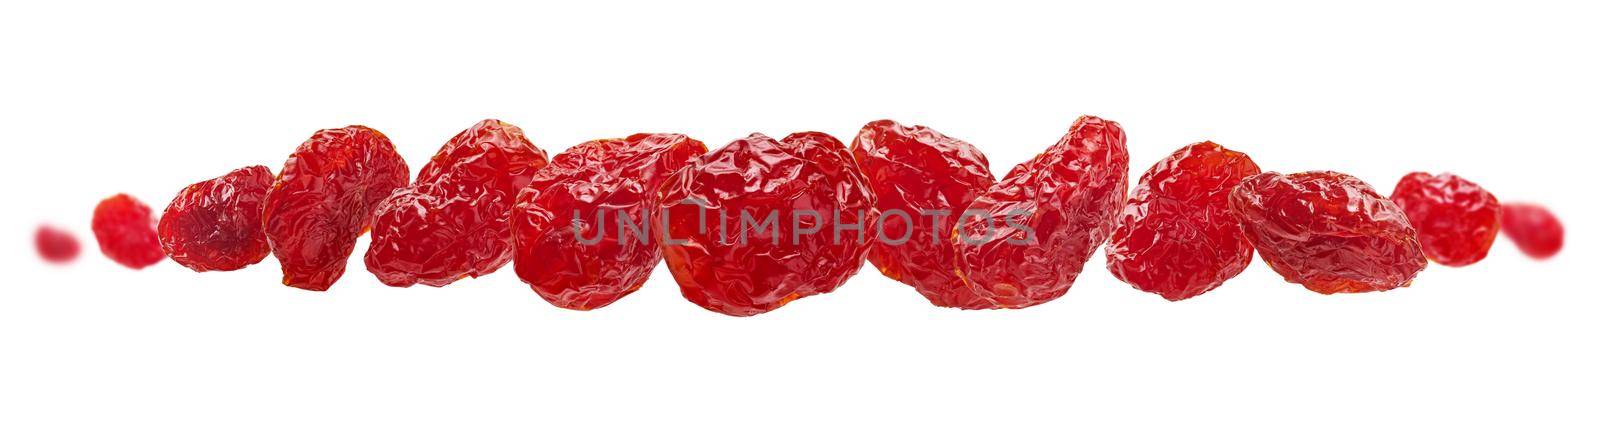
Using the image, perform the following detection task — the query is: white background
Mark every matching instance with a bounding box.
[1,1,1594,444]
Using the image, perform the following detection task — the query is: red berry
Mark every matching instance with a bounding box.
[1499,203,1563,259]
[35,225,81,264]
[158,166,275,272]
[1106,141,1260,301]
[659,132,877,316]
[91,194,164,269]
[952,116,1129,309]
[262,125,410,291]
[514,133,706,310]
[365,119,549,288]
[1230,171,1427,294]
[848,120,996,308]
[1389,172,1500,267]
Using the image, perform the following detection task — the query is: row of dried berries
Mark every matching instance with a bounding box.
[38,117,1564,316]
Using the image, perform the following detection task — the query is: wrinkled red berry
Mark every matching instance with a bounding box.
[849,119,996,308]
[1230,171,1427,294]
[514,134,706,310]
[659,132,877,316]
[1389,172,1500,267]
[952,116,1129,309]
[365,119,549,287]
[263,125,410,291]
[158,166,275,272]
[92,194,164,269]
[1499,203,1563,259]
[1106,141,1260,301]
[35,225,81,264]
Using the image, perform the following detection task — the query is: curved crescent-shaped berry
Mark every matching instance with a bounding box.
[953,115,1129,309]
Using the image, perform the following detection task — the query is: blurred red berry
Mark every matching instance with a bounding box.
[35,225,81,264]
[91,194,165,269]
[1500,203,1563,259]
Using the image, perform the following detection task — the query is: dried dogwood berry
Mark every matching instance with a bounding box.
[849,119,996,308]
[92,194,165,269]
[262,125,410,291]
[1389,172,1500,267]
[1106,141,1260,301]
[952,115,1129,309]
[35,225,81,264]
[157,165,274,272]
[1499,203,1563,259]
[659,132,877,316]
[514,134,706,310]
[1230,171,1427,294]
[365,119,548,287]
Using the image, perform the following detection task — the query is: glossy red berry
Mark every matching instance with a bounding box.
[365,119,549,287]
[35,225,81,264]
[952,116,1129,309]
[1499,203,1563,259]
[1230,171,1427,294]
[1106,142,1260,301]
[849,120,996,308]
[514,134,706,310]
[92,194,165,269]
[158,166,275,272]
[658,132,877,316]
[1389,172,1500,267]
[262,125,410,291]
